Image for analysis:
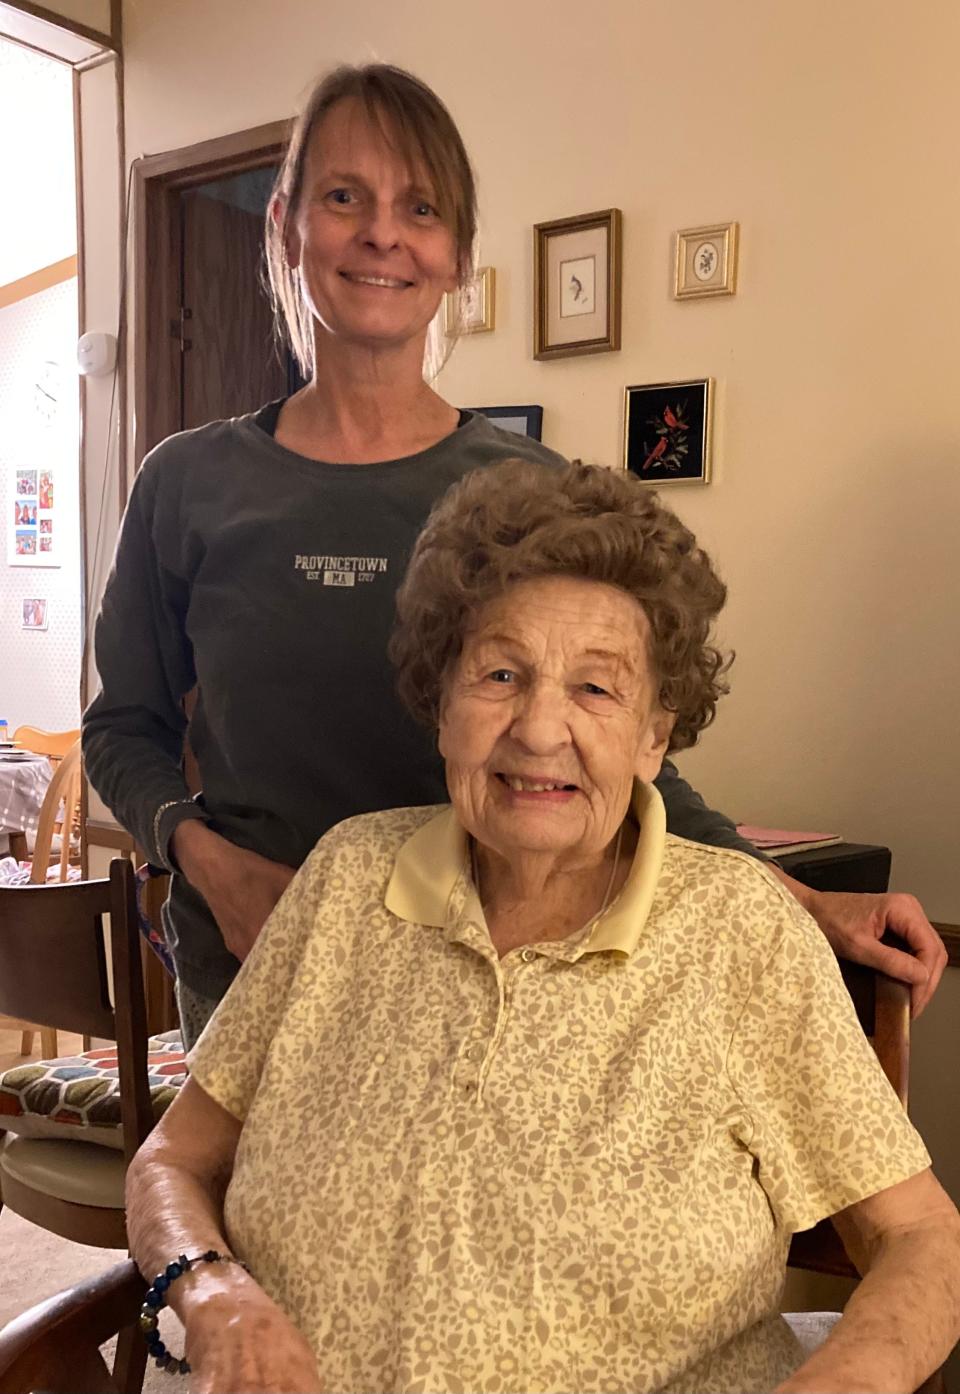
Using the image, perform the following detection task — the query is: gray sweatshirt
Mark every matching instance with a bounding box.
[84,406,758,998]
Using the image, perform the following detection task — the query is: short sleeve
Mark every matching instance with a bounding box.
[725,883,930,1234]
[187,837,331,1120]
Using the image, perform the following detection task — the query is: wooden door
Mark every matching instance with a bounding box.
[179,181,289,430]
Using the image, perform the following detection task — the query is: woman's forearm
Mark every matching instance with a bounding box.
[777,1217,960,1393]
[126,1123,324,1391]
[126,1134,243,1320]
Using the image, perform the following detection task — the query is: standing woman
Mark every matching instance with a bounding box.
[84,64,943,1047]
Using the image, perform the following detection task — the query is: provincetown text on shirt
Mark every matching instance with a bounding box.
[293,553,389,585]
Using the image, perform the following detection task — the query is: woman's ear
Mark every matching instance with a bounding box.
[635,706,676,783]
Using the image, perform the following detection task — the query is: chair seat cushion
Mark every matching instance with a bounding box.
[0,1133,127,1207]
[0,1034,186,1150]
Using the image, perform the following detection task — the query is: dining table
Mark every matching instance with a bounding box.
[0,750,53,857]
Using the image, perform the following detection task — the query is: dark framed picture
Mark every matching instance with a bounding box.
[467,405,543,441]
[623,379,713,485]
[534,209,622,360]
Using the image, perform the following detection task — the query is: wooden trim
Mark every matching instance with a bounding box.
[109,0,120,49]
[73,47,113,73]
[933,923,960,969]
[115,50,127,504]
[135,118,291,185]
[0,255,77,311]
[0,0,115,52]
[0,23,69,63]
[85,820,135,852]
[74,66,88,720]
[133,119,290,471]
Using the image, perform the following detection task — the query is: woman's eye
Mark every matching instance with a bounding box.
[487,669,515,685]
[581,682,610,697]
[326,188,355,206]
[412,199,439,218]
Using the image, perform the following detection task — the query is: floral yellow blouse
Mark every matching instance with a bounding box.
[190,783,930,1393]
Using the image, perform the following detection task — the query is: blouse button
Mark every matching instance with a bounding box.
[520,948,537,964]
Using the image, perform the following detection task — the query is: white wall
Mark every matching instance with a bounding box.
[0,40,80,734]
[0,279,82,733]
[0,42,76,286]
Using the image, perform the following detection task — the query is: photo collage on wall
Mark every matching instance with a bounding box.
[9,465,58,567]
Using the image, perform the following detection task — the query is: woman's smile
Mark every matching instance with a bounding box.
[493,771,581,801]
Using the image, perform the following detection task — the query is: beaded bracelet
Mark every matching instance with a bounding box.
[139,1249,250,1376]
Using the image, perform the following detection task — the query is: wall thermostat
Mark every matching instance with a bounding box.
[77,331,117,377]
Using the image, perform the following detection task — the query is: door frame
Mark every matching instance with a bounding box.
[132,119,291,477]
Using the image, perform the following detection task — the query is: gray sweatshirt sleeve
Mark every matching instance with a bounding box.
[82,449,208,869]
[654,758,768,861]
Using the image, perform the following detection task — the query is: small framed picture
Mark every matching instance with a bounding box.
[22,598,48,629]
[444,266,495,335]
[467,405,543,441]
[534,209,622,360]
[675,222,739,299]
[623,379,713,486]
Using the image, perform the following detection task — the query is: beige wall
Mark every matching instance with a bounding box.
[42,0,112,34]
[117,0,959,920]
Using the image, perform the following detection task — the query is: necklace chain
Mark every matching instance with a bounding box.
[470,820,626,925]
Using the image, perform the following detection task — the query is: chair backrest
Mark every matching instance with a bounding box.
[11,726,81,761]
[29,740,82,884]
[787,957,910,1277]
[0,860,154,1163]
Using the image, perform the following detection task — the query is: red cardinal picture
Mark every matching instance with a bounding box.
[625,380,711,484]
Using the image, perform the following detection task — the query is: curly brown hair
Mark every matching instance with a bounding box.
[390,460,732,752]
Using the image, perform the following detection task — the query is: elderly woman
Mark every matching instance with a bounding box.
[127,461,960,1394]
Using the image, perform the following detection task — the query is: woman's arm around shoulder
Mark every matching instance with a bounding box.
[127,1078,323,1393]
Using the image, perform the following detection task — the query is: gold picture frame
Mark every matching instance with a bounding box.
[534,208,622,360]
[674,222,739,300]
[623,379,713,486]
[443,266,495,335]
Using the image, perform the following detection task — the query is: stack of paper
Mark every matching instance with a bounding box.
[735,825,843,856]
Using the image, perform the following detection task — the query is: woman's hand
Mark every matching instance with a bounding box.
[171,821,296,961]
[772,869,947,1017]
[184,1276,323,1394]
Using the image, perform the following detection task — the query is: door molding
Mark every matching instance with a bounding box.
[132,119,290,476]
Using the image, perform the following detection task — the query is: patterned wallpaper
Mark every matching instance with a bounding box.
[0,278,82,734]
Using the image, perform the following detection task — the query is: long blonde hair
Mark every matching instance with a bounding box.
[264,63,478,380]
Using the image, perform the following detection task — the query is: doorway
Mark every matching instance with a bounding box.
[133,119,294,468]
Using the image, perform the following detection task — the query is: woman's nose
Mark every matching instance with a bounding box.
[361,200,401,251]
[509,686,570,753]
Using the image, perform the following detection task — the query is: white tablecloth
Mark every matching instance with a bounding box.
[0,753,53,852]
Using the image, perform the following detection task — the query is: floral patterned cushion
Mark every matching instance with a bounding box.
[0,1033,185,1150]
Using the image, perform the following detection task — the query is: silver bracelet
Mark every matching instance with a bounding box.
[152,799,196,861]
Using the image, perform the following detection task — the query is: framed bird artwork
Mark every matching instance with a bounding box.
[533,209,622,360]
[623,379,713,485]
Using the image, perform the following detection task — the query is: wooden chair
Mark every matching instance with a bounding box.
[4,741,84,1056]
[10,725,81,763]
[0,1260,145,1394]
[0,862,153,1392]
[0,861,153,1241]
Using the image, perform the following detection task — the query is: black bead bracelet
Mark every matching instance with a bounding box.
[139,1249,250,1376]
